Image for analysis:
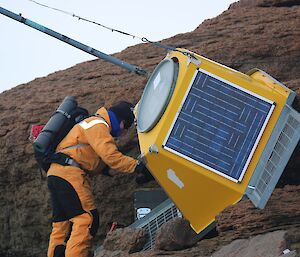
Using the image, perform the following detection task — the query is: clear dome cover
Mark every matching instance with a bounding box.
[137,59,178,132]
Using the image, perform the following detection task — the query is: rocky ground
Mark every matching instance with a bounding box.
[95,186,300,257]
[0,0,299,256]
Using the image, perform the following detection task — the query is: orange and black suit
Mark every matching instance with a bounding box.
[47,107,137,257]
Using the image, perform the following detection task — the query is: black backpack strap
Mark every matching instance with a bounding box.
[52,143,90,169]
[48,152,82,169]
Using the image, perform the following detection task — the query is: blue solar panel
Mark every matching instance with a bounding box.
[164,69,274,182]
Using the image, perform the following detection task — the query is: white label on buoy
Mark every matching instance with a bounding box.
[167,169,184,189]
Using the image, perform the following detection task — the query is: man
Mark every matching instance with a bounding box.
[47,101,151,257]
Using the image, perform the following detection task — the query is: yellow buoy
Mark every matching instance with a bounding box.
[136,49,300,233]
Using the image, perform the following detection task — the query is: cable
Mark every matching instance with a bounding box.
[27,0,184,53]
[27,0,203,65]
[28,0,144,40]
[141,37,176,52]
[28,0,74,16]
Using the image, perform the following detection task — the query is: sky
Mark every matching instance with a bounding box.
[0,0,238,93]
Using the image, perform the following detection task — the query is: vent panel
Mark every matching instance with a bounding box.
[247,109,300,209]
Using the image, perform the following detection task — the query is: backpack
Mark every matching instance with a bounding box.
[33,96,89,172]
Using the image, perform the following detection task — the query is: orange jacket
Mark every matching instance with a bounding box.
[48,107,137,175]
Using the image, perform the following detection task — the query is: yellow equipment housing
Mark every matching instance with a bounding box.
[136,49,300,233]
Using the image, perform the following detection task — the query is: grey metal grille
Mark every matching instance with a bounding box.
[246,104,300,209]
[129,198,217,251]
[256,114,299,197]
[130,199,181,250]
[142,205,179,250]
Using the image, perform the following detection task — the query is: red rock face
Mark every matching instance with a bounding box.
[217,185,300,239]
[0,0,299,256]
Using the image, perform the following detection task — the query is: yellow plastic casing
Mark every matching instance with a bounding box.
[137,49,291,233]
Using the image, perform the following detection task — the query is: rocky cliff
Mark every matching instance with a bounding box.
[0,0,299,256]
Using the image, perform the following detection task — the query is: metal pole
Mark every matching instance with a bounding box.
[0,6,149,76]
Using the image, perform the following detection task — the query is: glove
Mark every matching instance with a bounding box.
[134,162,155,184]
